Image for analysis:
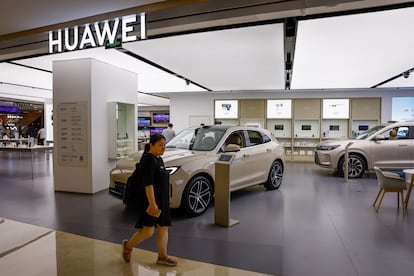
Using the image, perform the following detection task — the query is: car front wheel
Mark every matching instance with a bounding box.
[264,160,284,190]
[338,154,366,178]
[181,175,213,217]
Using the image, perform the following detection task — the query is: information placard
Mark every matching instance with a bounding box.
[57,102,88,167]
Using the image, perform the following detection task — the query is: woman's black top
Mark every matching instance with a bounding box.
[135,153,171,228]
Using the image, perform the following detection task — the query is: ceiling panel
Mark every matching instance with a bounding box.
[124,23,285,91]
[0,0,162,35]
[15,47,205,94]
[292,6,414,89]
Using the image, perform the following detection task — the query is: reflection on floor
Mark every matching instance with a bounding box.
[1,151,414,276]
[0,218,268,276]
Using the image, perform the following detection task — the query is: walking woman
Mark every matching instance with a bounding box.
[122,134,177,266]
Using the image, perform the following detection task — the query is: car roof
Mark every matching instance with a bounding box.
[382,121,414,128]
[194,124,270,133]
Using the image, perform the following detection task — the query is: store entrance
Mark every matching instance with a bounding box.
[0,99,44,140]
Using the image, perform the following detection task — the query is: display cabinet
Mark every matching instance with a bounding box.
[291,99,321,162]
[321,119,348,139]
[212,97,381,162]
[266,119,292,156]
[350,98,380,137]
[292,119,320,161]
[108,102,136,159]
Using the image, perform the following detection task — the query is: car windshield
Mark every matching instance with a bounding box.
[355,125,387,140]
[166,127,226,151]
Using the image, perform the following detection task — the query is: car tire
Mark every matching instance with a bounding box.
[264,160,284,190]
[181,175,213,217]
[338,154,366,178]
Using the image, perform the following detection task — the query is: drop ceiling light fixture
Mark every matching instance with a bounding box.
[372,67,414,87]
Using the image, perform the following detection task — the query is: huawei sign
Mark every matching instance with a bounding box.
[48,13,147,53]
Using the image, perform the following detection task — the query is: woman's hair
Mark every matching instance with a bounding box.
[143,134,166,154]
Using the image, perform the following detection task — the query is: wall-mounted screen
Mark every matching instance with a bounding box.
[392,97,414,121]
[215,100,238,119]
[266,99,292,118]
[150,127,165,136]
[152,113,169,124]
[0,106,19,113]
[138,117,151,127]
[302,125,312,131]
[358,125,369,131]
[329,125,340,131]
[323,99,349,119]
[274,124,284,130]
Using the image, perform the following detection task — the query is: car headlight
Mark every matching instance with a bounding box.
[165,166,180,175]
[316,145,341,151]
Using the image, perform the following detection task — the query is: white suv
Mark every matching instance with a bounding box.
[315,121,414,178]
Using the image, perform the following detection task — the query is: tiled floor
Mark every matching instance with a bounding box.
[1,150,414,276]
[0,218,265,275]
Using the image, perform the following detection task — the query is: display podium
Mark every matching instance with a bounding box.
[214,153,240,227]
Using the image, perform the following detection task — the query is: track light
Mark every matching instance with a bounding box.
[403,71,410,79]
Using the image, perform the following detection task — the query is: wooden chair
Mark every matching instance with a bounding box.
[373,167,407,215]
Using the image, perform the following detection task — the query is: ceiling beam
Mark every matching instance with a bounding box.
[0,0,207,42]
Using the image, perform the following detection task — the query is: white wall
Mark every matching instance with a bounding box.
[53,58,137,194]
[168,88,414,132]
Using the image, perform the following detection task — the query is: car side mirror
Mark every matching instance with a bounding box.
[373,134,386,141]
[224,144,240,152]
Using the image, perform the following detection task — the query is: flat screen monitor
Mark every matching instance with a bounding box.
[274,124,284,130]
[152,113,169,124]
[266,99,292,119]
[358,125,369,131]
[150,127,165,136]
[329,125,340,131]
[0,106,19,113]
[322,99,349,119]
[302,125,312,131]
[138,117,151,127]
[392,97,414,121]
[214,100,238,119]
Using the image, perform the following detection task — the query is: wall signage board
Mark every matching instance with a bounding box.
[215,100,238,119]
[267,99,292,118]
[57,102,88,167]
[322,99,349,119]
[49,13,147,53]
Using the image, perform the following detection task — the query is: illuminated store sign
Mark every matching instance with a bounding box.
[49,13,147,53]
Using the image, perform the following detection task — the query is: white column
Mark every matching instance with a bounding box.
[53,58,137,193]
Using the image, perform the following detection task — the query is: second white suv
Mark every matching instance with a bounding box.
[315,121,414,178]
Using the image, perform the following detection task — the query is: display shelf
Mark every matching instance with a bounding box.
[321,119,348,139]
[108,102,136,159]
[293,119,320,139]
[351,119,379,137]
[291,137,318,162]
[267,119,292,138]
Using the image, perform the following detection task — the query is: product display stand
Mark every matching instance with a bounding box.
[214,154,239,227]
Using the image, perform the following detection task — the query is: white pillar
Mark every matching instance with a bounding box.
[53,58,137,193]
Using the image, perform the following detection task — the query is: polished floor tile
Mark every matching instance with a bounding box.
[1,151,414,276]
[0,218,269,276]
